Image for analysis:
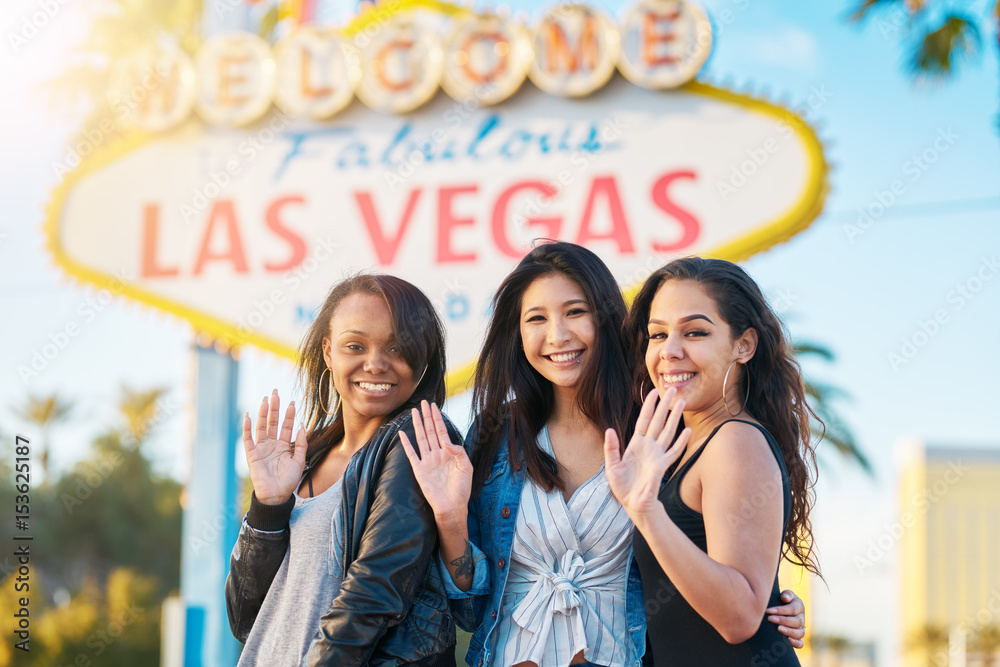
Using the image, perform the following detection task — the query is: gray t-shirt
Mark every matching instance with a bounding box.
[237,478,345,667]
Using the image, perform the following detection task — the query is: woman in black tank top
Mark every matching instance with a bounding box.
[603,257,820,666]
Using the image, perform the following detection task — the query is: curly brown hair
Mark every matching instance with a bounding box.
[625,257,821,575]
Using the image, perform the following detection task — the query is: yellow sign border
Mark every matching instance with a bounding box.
[43,0,829,397]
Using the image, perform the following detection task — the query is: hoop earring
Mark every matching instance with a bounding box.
[319,367,341,416]
[722,355,750,417]
[637,378,648,402]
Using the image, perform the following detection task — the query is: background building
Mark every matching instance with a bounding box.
[898,440,1000,667]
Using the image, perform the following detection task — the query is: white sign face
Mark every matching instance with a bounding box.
[49,76,826,391]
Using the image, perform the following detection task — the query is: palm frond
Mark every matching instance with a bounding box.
[848,0,907,23]
[14,394,75,427]
[804,380,850,403]
[259,5,280,41]
[118,386,170,444]
[814,424,873,474]
[792,339,872,476]
[40,0,203,144]
[792,342,835,362]
[909,13,982,78]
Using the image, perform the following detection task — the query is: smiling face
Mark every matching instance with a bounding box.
[322,293,417,427]
[519,272,597,390]
[645,279,756,414]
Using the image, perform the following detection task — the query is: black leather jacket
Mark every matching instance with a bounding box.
[225,409,460,666]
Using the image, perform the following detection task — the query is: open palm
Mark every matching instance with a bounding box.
[243,390,308,505]
[605,388,691,520]
[400,401,473,521]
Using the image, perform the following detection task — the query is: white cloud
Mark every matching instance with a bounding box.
[746,25,820,73]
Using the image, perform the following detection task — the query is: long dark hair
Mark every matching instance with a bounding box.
[470,242,634,493]
[298,273,446,468]
[625,256,820,575]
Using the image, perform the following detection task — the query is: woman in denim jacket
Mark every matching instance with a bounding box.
[402,244,805,667]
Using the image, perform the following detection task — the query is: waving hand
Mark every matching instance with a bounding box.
[400,401,473,523]
[604,388,691,521]
[242,389,308,505]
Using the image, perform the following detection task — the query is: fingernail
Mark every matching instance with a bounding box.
[768,615,778,623]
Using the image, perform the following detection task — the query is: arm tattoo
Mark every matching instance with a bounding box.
[450,539,474,580]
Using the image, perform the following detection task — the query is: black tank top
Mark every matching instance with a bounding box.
[632,419,801,666]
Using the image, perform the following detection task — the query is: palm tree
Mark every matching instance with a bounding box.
[812,633,854,666]
[13,394,74,480]
[44,0,202,147]
[905,623,950,667]
[795,341,873,474]
[117,386,170,447]
[970,625,1000,667]
[849,0,998,129]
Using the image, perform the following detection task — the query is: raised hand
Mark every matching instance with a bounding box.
[242,389,308,505]
[399,400,473,523]
[604,388,691,522]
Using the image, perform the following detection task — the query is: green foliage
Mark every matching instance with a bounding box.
[970,626,1000,667]
[25,569,161,667]
[0,387,181,667]
[905,623,950,667]
[849,0,995,81]
[910,13,982,77]
[794,341,873,474]
[45,0,203,145]
[13,394,74,479]
[119,386,171,444]
[39,430,182,594]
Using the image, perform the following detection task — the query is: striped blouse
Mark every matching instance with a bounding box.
[492,426,634,667]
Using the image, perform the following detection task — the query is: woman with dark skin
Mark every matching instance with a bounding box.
[226,274,460,666]
[604,257,820,665]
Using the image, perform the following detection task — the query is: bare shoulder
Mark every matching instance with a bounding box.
[699,420,780,483]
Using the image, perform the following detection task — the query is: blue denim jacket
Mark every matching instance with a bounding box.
[440,421,647,667]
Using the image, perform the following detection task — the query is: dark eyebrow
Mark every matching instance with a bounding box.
[648,314,715,326]
[523,299,588,315]
[340,329,371,337]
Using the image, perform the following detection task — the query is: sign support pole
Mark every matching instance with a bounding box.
[178,2,252,666]
[180,342,242,667]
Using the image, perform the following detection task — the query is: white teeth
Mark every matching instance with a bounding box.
[549,351,582,363]
[358,382,392,392]
[662,372,694,384]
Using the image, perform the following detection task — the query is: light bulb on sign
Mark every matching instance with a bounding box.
[440,12,532,107]
[195,32,277,127]
[617,0,713,90]
[273,27,358,120]
[109,43,197,132]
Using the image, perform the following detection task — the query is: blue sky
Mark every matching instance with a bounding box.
[1,0,998,664]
